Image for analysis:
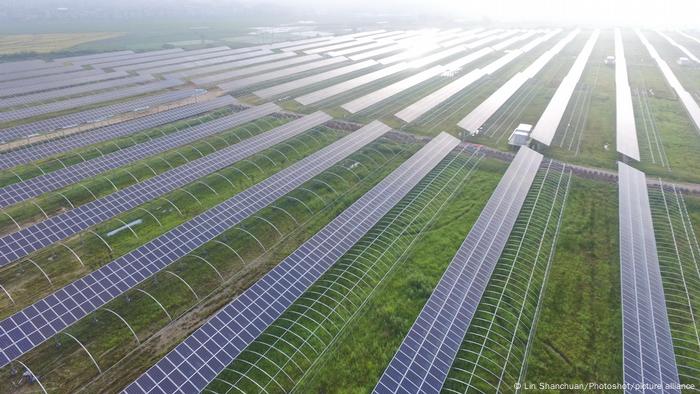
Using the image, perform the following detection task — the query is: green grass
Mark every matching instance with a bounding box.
[524,177,622,389]
[0,138,418,394]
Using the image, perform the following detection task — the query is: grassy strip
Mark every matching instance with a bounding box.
[523,177,622,389]
[0,127,339,317]
[442,162,572,393]
[1,138,418,393]
[0,114,285,235]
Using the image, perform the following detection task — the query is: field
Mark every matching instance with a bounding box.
[0,33,124,55]
[0,24,699,393]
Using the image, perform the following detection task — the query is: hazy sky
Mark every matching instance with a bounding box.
[254,0,700,27]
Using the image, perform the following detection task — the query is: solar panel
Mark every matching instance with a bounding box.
[0,79,184,123]
[438,28,497,48]
[125,131,460,394]
[217,56,348,92]
[56,50,135,63]
[458,30,575,135]
[0,103,278,210]
[614,29,641,161]
[192,54,322,86]
[656,30,700,63]
[71,48,184,66]
[0,89,201,142]
[163,52,297,80]
[531,30,600,146]
[281,36,360,53]
[0,74,155,110]
[254,59,378,99]
[0,59,60,75]
[676,30,700,46]
[92,47,228,69]
[618,162,681,392]
[0,111,329,266]
[0,71,131,99]
[637,30,700,133]
[0,64,86,83]
[295,62,410,106]
[116,48,248,72]
[342,65,446,114]
[348,44,403,61]
[0,69,104,91]
[0,96,237,169]
[0,118,389,369]
[328,40,397,57]
[138,49,273,76]
[374,146,543,394]
[303,38,372,55]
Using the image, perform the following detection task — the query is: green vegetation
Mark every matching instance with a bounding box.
[524,177,622,388]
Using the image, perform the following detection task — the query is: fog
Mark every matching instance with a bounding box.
[1,0,699,27]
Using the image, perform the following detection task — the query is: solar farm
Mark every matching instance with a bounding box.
[0,24,699,394]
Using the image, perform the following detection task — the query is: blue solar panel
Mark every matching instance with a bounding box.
[0,103,279,209]
[618,162,680,393]
[0,71,132,98]
[0,79,184,123]
[0,89,202,142]
[0,96,238,169]
[0,111,330,266]
[374,147,543,394]
[0,120,390,369]
[124,131,460,394]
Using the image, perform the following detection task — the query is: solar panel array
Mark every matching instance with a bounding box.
[0,74,155,110]
[396,31,558,124]
[458,30,575,134]
[253,59,378,99]
[676,30,700,46]
[0,69,104,91]
[618,162,681,392]
[56,50,135,63]
[0,79,184,123]
[614,29,641,161]
[656,30,700,63]
[531,30,599,146]
[0,70,131,98]
[0,59,61,74]
[217,56,348,92]
[163,52,297,80]
[0,102,278,210]
[0,95,237,169]
[192,54,323,86]
[0,89,201,142]
[637,30,700,133]
[0,64,85,83]
[375,147,543,393]
[0,110,329,266]
[68,49,184,66]
[138,49,272,76]
[342,65,446,113]
[125,130,460,394]
[114,48,244,72]
[92,47,227,70]
[296,62,410,106]
[0,118,389,369]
